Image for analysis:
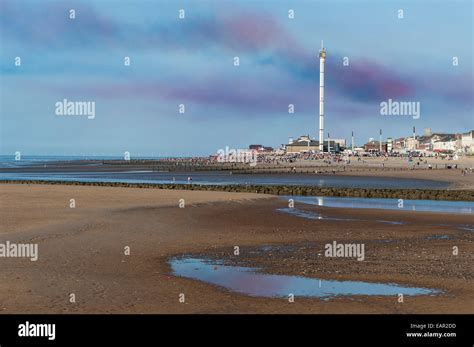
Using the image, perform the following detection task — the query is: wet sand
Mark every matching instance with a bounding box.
[0,184,472,313]
[336,167,474,190]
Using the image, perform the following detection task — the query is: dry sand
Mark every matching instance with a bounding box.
[0,184,472,313]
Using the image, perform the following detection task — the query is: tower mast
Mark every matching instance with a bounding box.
[319,41,326,152]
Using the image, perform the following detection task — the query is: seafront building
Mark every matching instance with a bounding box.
[361,130,474,154]
[283,135,340,154]
[280,130,473,155]
[461,131,474,153]
[364,140,388,153]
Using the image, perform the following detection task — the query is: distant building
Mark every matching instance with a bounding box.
[461,130,474,153]
[284,135,340,153]
[281,130,472,155]
[325,140,341,153]
[249,144,274,152]
[364,140,387,152]
[429,134,456,152]
[327,138,346,148]
[386,137,393,152]
[353,130,473,154]
[393,137,406,151]
[405,136,419,151]
[284,135,319,153]
[416,136,434,151]
[433,139,457,152]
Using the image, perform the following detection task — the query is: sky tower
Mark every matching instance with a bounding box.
[319,41,326,151]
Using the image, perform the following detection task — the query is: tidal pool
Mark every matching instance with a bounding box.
[284,196,474,214]
[169,257,438,299]
[277,205,474,231]
[277,207,406,225]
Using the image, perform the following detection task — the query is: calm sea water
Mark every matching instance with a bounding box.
[0,155,164,167]
[0,170,450,189]
[0,155,450,189]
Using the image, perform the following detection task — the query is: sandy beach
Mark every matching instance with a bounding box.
[233,156,474,190]
[336,168,474,190]
[0,183,472,314]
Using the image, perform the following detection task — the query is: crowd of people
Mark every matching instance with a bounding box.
[149,150,471,173]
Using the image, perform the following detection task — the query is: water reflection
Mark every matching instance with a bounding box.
[170,257,438,298]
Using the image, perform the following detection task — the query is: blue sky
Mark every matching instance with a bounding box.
[1,0,472,156]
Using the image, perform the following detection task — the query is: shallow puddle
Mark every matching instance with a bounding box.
[277,207,403,225]
[426,235,452,240]
[284,196,474,214]
[170,257,438,298]
[277,208,359,222]
[376,220,405,225]
[457,225,474,232]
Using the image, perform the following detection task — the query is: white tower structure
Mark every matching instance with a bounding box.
[352,131,355,151]
[319,41,326,151]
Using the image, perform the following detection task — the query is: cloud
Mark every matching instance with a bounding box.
[1,0,471,117]
[0,1,121,49]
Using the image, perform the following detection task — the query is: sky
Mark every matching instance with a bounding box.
[1,0,472,157]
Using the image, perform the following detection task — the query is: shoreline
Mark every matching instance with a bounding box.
[1,179,473,201]
[3,156,474,191]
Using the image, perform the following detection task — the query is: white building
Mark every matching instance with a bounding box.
[387,137,393,152]
[327,138,346,147]
[461,130,474,153]
[433,139,457,152]
[405,137,419,151]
